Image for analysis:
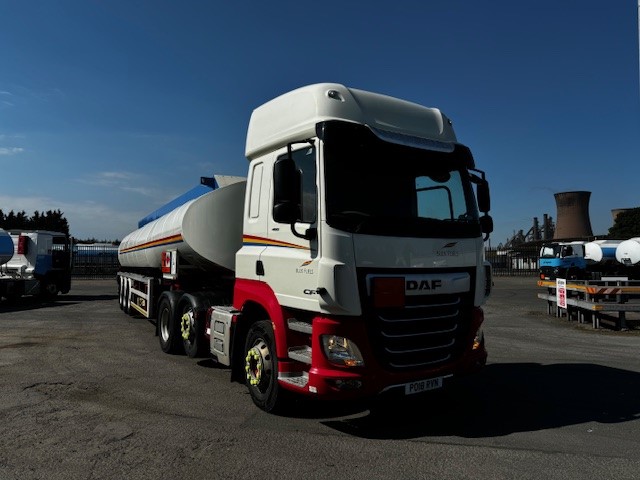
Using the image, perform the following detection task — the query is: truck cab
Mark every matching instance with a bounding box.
[539,241,586,281]
[0,230,72,300]
[232,84,493,410]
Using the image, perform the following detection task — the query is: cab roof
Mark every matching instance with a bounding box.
[245,83,458,160]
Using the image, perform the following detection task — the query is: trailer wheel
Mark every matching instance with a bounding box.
[118,277,125,310]
[123,279,131,315]
[179,293,206,358]
[158,292,183,354]
[244,320,284,413]
[118,277,124,310]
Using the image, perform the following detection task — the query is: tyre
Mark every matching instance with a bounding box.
[118,277,125,310]
[122,279,131,315]
[40,279,59,300]
[178,293,206,358]
[244,320,284,413]
[157,292,183,354]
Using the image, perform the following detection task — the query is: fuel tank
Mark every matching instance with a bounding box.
[584,240,622,264]
[0,228,14,266]
[615,238,640,266]
[118,180,246,273]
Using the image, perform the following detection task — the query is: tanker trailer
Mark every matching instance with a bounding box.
[0,228,13,266]
[583,239,625,277]
[117,175,246,356]
[615,238,640,266]
[585,240,622,265]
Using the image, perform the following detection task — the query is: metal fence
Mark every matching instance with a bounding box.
[72,245,120,279]
[485,245,540,277]
[71,244,542,279]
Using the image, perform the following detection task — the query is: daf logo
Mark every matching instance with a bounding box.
[406,279,442,291]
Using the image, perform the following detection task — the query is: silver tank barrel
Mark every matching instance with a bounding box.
[118,181,246,272]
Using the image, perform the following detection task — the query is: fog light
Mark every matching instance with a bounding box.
[321,335,364,367]
[327,378,363,390]
[473,328,485,350]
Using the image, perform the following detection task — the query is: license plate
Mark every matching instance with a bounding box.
[404,377,443,395]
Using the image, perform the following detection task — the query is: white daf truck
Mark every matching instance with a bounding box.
[117,83,493,413]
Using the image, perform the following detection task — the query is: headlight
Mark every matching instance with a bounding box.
[321,335,364,367]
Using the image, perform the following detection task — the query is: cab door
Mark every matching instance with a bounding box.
[260,144,320,311]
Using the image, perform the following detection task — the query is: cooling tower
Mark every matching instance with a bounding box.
[611,209,631,222]
[553,191,593,240]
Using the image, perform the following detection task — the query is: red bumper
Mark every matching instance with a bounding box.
[277,307,487,401]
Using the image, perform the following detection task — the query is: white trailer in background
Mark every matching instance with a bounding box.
[0,229,13,266]
[117,83,494,413]
[0,229,72,301]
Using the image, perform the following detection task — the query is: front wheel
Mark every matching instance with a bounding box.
[244,320,284,413]
[40,279,58,300]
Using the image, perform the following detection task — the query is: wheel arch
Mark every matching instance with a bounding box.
[233,279,287,351]
[177,291,206,313]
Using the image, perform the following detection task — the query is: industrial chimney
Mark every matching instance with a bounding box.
[553,191,593,240]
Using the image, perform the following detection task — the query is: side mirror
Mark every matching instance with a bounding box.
[480,215,493,241]
[273,157,301,224]
[477,180,490,214]
[273,202,300,224]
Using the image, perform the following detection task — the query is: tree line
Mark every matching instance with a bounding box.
[0,209,70,236]
[608,207,640,238]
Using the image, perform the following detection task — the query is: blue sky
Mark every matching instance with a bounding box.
[1,0,638,244]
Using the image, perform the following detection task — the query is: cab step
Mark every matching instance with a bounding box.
[288,345,312,364]
[287,318,312,334]
[279,371,309,388]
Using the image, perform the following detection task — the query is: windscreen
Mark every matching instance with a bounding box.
[540,245,560,258]
[321,122,481,238]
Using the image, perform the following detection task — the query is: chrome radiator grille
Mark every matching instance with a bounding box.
[361,269,474,371]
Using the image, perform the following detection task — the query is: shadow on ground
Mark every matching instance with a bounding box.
[0,293,118,312]
[320,362,640,439]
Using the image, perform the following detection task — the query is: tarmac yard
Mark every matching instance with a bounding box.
[1,277,640,480]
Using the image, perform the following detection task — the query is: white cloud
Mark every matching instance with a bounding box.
[0,147,24,156]
[77,171,155,197]
[0,134,26,140]
[99,171,133,180]
[121,185,155,197]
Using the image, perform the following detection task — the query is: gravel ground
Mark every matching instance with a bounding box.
[1,277,640,480]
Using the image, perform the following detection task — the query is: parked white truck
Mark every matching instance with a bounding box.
[0,229,72,301]
[117,83,493,413]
